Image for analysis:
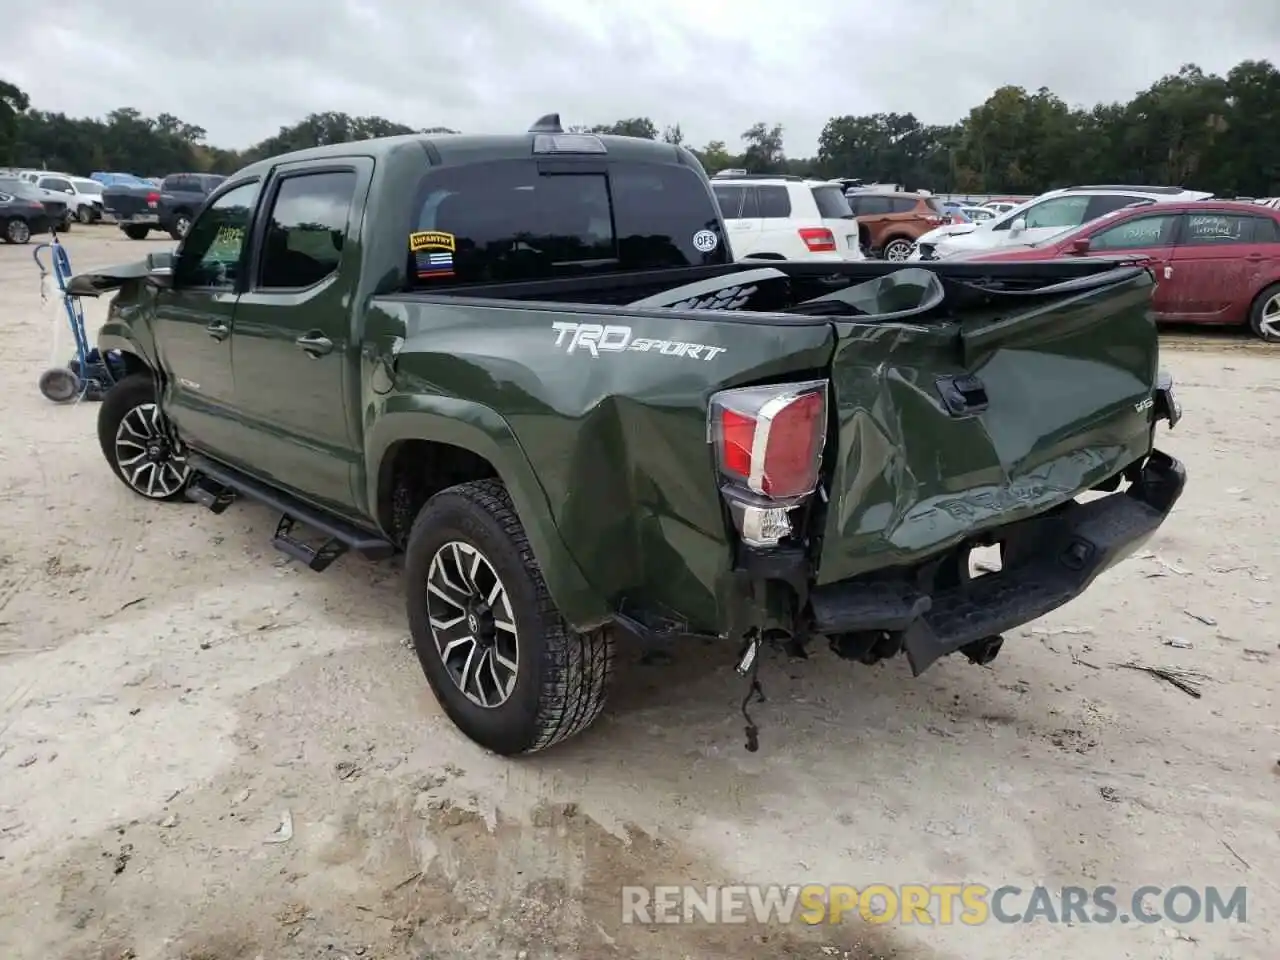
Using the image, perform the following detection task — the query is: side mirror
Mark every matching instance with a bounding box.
[145,250,175,288]
[1069,237,1092,254]
[1009,217,1027,235]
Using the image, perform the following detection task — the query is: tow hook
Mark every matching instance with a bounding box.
[961,634,1004,666]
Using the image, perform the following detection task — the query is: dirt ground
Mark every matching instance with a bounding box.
[0,227,1276,960]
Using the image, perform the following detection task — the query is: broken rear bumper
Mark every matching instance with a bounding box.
[808,449,1187,675]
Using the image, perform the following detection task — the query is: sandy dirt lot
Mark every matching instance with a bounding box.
[0,227,1276,960]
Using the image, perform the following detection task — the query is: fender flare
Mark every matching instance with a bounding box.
[364,394,610,630]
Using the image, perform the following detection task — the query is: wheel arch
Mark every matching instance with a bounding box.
[366,397,610,629]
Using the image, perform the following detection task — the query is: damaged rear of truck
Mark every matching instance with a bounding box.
[78,125,1185,755]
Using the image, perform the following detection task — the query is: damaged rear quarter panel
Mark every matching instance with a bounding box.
[386,298,834,633]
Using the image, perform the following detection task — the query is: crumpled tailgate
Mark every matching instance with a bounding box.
[816,265,1160,585]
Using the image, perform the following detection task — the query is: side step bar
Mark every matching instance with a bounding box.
[186,454,395,572]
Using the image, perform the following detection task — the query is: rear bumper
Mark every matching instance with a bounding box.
[808,450,1186,675]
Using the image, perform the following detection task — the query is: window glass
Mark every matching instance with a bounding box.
[173,181,259,288]
[161,175,190,192]
[1180,213,1258,246]
[40,177,73,193]
[756,184,792,218]
[889,197,918,213]
[409,159,727,287]
[856,196,892,216]
[75,180,103,195]
[1022,195,1091,229]
[738,184,760,218]
[1086,194,1149,219]
[810,185,853,219]
[1088,214,1178,250]
[1253,217,1280,243]
[259,171,357,289]
[713,184,745,218]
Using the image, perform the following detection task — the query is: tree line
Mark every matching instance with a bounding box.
[2,59,1276,196]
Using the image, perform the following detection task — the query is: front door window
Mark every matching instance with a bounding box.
[173,182,260,289]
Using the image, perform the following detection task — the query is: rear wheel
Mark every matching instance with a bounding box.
[3,218,30,244]
[405,479,614,755]
[122,225,150,240]
[1249,283,1280,342]
[881,237,914,261]
[97,373,191,501]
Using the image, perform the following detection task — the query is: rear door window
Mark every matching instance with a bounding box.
[889,197,919,214]
[810,185,852,219]
[756,185,792,218]
[410,158,728,287]
[855,196,892,216]
[1179,213,1263,246]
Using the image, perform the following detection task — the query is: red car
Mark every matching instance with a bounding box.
[966,200,1280,341]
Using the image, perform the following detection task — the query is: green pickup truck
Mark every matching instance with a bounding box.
[72,115,1186,755]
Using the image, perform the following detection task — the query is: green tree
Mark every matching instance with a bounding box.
[589,117,659,139]
[740,122,785,173]
[0,78,30,165]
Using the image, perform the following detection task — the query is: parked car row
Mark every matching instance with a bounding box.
[0,166,226,243]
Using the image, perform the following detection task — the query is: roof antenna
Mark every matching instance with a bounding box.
[529,113,563,134]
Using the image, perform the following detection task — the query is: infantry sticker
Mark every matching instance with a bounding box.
[691,229,719,253]
[409,230,456,278]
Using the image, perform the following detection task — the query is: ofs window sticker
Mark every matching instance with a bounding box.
[551,321,726,361]
[692,229,719,253]
[409,230,456,279]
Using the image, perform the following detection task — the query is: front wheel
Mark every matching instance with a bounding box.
[1249,283,1280,343]
[96,373,191,501]
[169,213,192,241]
[405,479,614,756]
[77,206,94,225]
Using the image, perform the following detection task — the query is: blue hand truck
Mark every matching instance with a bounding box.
[33,232,127,403]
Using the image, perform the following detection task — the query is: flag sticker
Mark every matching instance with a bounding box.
[409,230,456,278]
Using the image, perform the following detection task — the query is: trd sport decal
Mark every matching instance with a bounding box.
[409,230,456,279]
[551,321,726,361]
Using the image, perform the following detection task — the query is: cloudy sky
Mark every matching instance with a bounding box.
[8,0,1278,155]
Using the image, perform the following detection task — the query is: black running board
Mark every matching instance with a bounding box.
[187,454,395,572]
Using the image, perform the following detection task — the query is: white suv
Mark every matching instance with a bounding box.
[711,175,866,262]
[910,185,1215,260]
[35,173,105,223]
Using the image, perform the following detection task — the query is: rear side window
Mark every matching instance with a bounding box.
[756,184,792,218]
[409,159,727,287]
[161,175,189,192]
[855,196,892,216]
[1085,194,1150,219]
[810,185,852,219]
[890,197,919,214]
[1254,217,1280,243]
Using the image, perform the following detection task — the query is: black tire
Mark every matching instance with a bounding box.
[77,206,93,225]
[1248,282,1280,343]
[96,373,191,502]
[405,479,613,756]
[38,366,79,403]
[122,225,150,240]
[169,211,192,241]
[4,217,31,244]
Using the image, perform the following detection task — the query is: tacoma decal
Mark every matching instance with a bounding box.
[551,321,726,360]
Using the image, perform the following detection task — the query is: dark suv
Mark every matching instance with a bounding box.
[848,191,951,261]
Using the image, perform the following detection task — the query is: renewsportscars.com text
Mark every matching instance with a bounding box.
[621,883,1248,926]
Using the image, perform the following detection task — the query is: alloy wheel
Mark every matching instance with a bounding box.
[7,219,30,243]
[426,540,519,708]
[1260,293,1280,341]
[884,240,912,261]
[113,402,189,499]
[174,215,192,238]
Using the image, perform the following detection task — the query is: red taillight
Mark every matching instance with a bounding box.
[798,227,836,253]
[710,381,828,500]
[146,191,160,208]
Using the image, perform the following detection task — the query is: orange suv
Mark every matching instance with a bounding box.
[847,192,951,261]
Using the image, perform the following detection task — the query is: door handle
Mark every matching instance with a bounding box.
[206,321,229,341]
[1245,253,1264,261]
[295,332,334,357]
[1163,265,1173,280]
